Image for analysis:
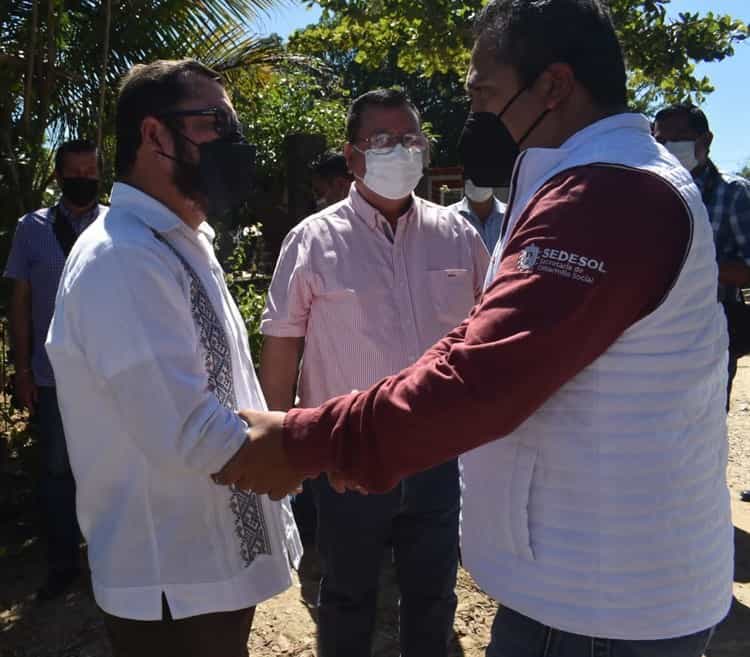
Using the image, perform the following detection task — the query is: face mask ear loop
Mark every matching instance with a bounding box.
[517,108,551,148]
[155,118,202,162]
[497,86,527,119]
[167,124,201,150]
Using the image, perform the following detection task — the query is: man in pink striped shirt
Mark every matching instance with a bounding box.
[259,89,489,657]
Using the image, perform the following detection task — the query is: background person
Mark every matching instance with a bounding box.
[653,103,750,411]
[310,151,354,210]
[447,176,506,252]
[4,138,104,601]
[259,88,489,657]
[290,149,355,554]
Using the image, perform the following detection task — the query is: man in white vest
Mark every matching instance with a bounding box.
[215,1,733,655]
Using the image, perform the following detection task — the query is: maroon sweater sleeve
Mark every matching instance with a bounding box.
[283,165,693,492]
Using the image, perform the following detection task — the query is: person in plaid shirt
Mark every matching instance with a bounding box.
[654,104,750,502]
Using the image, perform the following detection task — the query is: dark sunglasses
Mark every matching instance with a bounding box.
[157,107,243,141]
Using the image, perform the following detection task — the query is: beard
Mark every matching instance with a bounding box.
[170,130,209,213]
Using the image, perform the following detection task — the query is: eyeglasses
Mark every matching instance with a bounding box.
[356,132,429,155]
[157,107,243,141]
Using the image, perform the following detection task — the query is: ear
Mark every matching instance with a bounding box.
[343,142,363,178]
[335,176,350,196]
[704,131,714,151]
[535,63,575,111]
[141,116,172,155]
[343,142,355,169]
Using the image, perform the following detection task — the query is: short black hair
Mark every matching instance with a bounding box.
[654,104,710,135]
[311,151,352,182]
[345,88,421,143]
[474,0,627,109]
[55,139,99,174]
[115,59,223,177]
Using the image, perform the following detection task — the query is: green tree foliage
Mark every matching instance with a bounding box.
[292,0,479,77]
[739,163,750,180]
[224,223,268,365]
[233,54,349,178]
[290,13,471,167]
[610,1,749,110]
[0,0,283,236]
[292,1,748,109]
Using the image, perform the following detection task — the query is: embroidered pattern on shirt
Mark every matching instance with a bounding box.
[153,231,271,566]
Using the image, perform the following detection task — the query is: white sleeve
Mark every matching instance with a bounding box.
[68,243,247,475]
[260,227,314,338]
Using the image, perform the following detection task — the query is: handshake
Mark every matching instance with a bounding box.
[212,409,367,499]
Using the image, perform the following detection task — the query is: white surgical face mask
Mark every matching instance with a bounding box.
[664,140,698,172]
[464,178,494,203]
[357,144,424,200]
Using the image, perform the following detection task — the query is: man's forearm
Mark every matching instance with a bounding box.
[259,336,304,411]
[10,287,32,372]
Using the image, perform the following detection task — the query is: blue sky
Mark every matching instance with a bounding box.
[250,0,749,173]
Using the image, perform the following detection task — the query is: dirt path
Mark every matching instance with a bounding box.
[2,361,750,656]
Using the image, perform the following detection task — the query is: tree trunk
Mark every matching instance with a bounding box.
[96,0,113,151]
[1,130,26,217]
[21,0,39,132]
[28,0,58,209]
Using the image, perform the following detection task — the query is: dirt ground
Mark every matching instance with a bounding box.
[2,362,750,657]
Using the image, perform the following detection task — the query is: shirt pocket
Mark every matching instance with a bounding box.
[461,441,537,563]
[427,268,474,327]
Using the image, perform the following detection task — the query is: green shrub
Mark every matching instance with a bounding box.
[224,223,270,367]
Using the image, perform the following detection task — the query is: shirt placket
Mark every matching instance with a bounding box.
[391,219,421,364]
[389,217,418,510]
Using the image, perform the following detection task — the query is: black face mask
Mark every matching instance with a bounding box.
[459,86,549,187]
[161,129,257,218]
[61,177,99,208]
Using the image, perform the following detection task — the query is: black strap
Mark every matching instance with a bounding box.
[51,206,79,257]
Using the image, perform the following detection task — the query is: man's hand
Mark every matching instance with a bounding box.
[327,471,368,495]
[719,260,750,288]
[212,410,303,500]
[15,370,38,414]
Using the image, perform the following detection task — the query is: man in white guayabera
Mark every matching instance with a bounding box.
[46,59,300,657]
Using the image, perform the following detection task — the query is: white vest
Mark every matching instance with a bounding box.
[462,114,733,640]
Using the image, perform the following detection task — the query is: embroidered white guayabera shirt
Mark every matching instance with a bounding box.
[46,182,300,621]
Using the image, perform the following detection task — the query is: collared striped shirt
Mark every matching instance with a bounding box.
[261,184,489,408]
